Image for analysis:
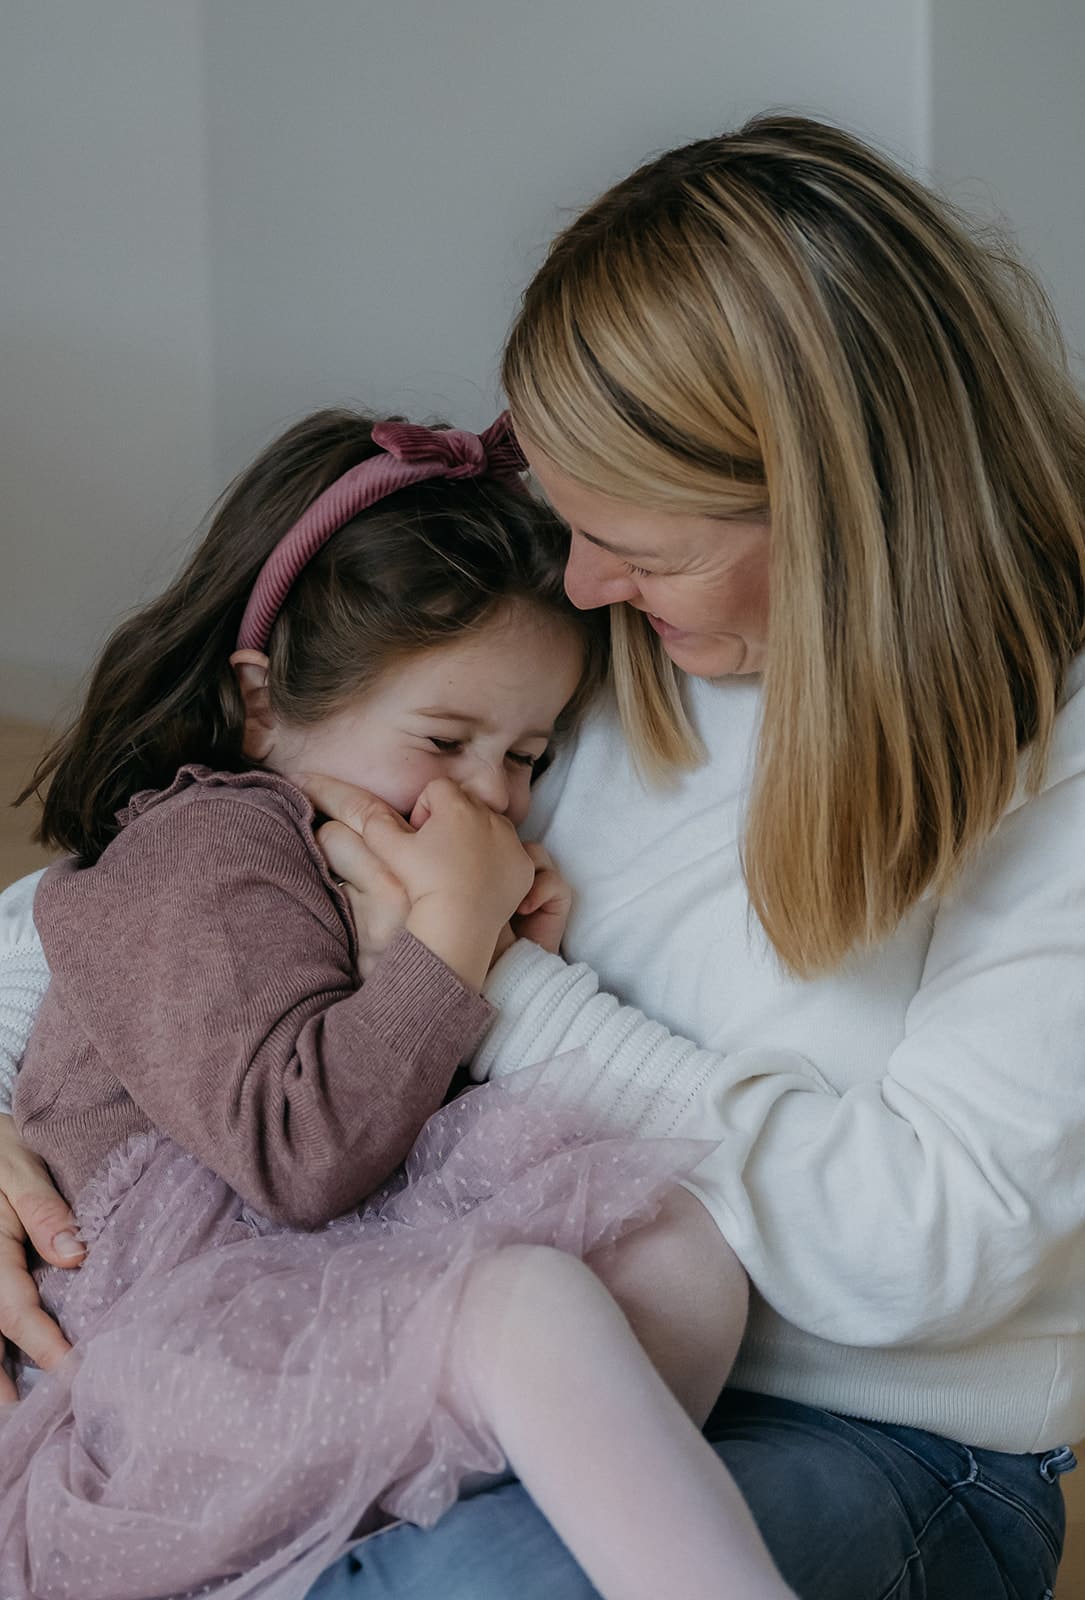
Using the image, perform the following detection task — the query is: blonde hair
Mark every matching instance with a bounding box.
[503,114,1085,975]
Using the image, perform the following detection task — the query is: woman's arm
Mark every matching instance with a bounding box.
[0,871,83,1398]
[475,758,1085,1351]
[0,870,49,1116]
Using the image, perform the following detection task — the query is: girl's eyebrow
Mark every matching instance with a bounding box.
[415,709,553,741]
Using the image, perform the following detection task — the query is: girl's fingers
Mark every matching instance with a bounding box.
[314,828,411,977]
[298,774,410,842]
[517,869,567,917]
[317,821,403,895]
[407,792,433,830]
[410,777,471,824]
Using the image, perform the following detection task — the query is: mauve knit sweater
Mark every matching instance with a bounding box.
[14,767,493,1227]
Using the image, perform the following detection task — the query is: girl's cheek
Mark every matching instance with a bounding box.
[508,779,534,828]
[382,751,441,816]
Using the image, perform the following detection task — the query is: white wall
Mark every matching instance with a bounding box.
[3,0,1082,726]
[203,0,925,474]
[931,0,1085,367]
[0,3,216,724]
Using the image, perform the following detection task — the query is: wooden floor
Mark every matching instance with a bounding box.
[1,715,1083,1590]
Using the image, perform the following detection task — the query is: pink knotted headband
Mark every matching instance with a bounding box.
[235,413,527,653]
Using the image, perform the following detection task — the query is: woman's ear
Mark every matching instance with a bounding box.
[229,649,276,760]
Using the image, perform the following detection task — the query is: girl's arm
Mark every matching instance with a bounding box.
[29,793,496,1228]
[473,753,1085,1352]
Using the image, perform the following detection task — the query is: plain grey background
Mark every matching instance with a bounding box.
[2,0,1083,722]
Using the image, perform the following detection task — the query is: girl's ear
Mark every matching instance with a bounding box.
[229,649,276,760]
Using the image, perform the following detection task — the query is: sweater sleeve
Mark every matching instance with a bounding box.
[0,870,49,1116]
[35,798,492,1226]
[476,758,1085,1350]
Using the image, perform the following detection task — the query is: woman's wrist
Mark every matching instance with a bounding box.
[472,940,584,1081]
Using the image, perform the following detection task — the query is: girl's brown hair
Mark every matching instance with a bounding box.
[23,409,606,863]
[503,113,1085,976]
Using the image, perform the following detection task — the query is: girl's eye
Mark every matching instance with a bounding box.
[429,738,464,755]
[507,751,540,769]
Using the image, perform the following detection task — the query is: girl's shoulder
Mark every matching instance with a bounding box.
[118,764,313,836]
[37,765,339,960]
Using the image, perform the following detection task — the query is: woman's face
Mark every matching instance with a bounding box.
[521,441,771,679]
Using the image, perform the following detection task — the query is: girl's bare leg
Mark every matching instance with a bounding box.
[589,1184,748,1423]
[450,1242,796,1600]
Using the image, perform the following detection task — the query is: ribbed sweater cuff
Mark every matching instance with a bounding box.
[478,941,597,1070]
[476,940,723,1137]
[363,929,494,1071]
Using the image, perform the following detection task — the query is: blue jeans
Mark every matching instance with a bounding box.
[307,1390,1075,1599]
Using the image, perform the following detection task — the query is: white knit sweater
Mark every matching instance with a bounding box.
[472,661,1085,1454]
[0,869,47,1112]
[3,664,1084,1450]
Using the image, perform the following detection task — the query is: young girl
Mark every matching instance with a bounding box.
[0,410,793,1600]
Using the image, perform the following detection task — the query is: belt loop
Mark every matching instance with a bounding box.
[1038,1444,1078,1482]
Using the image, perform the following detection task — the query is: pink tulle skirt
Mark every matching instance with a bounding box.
[0,1061,703,1600]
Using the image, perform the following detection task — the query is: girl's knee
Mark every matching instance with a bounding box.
[465,1244,617,1326]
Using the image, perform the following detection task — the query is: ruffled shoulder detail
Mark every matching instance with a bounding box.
[117,764,313,832]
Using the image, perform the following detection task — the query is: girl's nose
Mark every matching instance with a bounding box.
[563,537,638,610]
[458,761,511,815]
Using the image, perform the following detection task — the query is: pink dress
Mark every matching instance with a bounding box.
[0,1062,704,1600]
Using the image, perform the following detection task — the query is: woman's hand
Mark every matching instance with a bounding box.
[0,1113,83,1401]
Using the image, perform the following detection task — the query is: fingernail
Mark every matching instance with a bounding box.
[53,1230,85,1260]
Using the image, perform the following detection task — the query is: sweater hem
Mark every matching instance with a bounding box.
[730,1326,1083,1455]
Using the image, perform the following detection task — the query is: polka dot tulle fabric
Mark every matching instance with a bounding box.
[0,1063,701,1599]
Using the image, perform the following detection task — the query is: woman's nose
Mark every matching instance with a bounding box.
[458,761,511,815]
[563,537,638,610]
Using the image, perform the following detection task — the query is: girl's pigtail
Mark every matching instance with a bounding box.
[21,584,247,864]
[19,412,380,863]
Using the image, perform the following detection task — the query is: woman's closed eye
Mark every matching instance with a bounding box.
[624,561,652,578]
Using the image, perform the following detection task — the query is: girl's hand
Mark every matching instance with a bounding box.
[0,1113,83,1401]
[511,843,572,954]
[401,778,535,921]
[300,774,534,989]
[315,811,411,980]
[398,779,535,988]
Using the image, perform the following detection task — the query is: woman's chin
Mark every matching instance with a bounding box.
[660,632,762,679]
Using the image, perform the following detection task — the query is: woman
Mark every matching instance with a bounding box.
[1,114,1083,1597]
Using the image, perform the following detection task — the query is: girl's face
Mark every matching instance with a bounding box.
[264,601,585,826]
[522,439,771,679]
